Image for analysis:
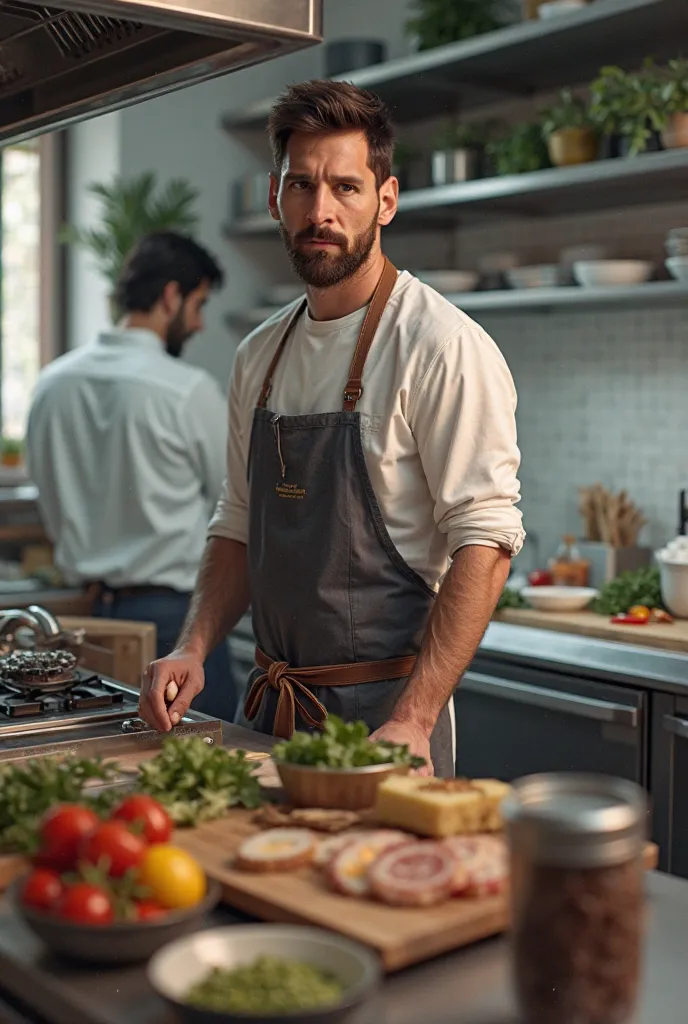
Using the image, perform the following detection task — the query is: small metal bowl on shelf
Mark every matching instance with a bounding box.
[274,759,410,811]
[11,876,222,965]
[148,924,381,1024]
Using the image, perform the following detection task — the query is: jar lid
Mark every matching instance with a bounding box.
[502,773,646,868]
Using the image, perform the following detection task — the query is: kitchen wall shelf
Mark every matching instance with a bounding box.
[223,148,688,237]
[225,282,688,333]
[222,0,688,129]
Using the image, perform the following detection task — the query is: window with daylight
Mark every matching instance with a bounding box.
[0,136,58,441]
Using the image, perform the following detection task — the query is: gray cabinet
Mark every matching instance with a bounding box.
[455,655,647,785]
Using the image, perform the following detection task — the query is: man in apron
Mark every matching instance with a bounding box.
[139,81,524,776]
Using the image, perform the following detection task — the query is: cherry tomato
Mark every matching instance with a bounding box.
[80,821,147,878]
[138,845,206,909]
[111,795,172,845]
[134,900,168,921]
[57,883,114,925]
[21,868,64,913]
[36,804,100,872]
[628,605,651,622]
[528,570,554,587]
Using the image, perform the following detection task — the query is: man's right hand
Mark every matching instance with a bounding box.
[138,649,205,732]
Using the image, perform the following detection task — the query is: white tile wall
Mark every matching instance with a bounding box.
[474,302,688,568]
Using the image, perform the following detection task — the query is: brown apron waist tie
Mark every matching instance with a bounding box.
[244,646,417,740]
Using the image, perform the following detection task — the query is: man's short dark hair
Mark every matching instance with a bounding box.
[115,231,224,313]
[267,80,395,189]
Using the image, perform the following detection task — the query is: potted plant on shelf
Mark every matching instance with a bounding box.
[590,62,664,158]
[659,58,688,149]
[430,122,491,185]
[405,0,509,50]
[486,122,551,176]
[61,172,199,323]
[540,88,598,166]
[0,437,23,468]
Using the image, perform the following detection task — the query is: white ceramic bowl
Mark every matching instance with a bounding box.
[415,270,479,293]
[521,586,598,612]
[538,0,587,16]
[666,228,688,258]
[573,260,654,287]
[666,257,688,285]
[148,924,380,1022]
[505,265,562,290]
[658,562,688,619]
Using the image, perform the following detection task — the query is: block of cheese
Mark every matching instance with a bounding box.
[373,775,511,838]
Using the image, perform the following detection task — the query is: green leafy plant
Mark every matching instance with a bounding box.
[540,88,594,136]
[405,0,509,51]
[660,57,688,115]
[487,122,551,176]
[496,586,530,611]
[61,172,199,320]
[0,437,23,457]
[432,121,492,151]
[273,715,426,769]
[590,61,665,155]
[589,566,663,616]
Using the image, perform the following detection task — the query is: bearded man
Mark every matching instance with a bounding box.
[138,83,524,776]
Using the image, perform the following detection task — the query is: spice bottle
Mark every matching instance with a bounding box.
[549,534,590,587]
[503,773,646,1024]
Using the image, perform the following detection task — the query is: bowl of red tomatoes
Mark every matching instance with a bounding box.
[13,795,220,964]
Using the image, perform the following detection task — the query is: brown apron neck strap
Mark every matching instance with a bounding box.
[257,298,307,409]
[343,257,398,413]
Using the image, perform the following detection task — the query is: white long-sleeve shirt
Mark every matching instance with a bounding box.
[209,271,524,589]
[27,328,227,592]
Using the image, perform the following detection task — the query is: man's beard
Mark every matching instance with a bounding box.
[280,211,378,288]
[164,307,192,359]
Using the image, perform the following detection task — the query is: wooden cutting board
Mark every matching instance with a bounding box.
[173,811,659,973]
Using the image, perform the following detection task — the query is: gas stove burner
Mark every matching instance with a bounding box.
[0,673,126,718]
[0,648,78,693]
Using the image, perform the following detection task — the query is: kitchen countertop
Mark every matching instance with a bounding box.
[0,868,686,1023]
[0,723,685,1024]
[495,607,688,654]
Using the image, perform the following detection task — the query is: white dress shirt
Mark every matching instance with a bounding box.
[27,328,227,592]
[209,271,524,589]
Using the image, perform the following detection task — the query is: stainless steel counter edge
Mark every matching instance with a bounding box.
[479,622,688,693]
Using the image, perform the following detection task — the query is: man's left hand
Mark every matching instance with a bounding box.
[370,719,434,777]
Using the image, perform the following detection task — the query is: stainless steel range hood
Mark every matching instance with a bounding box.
[0,0,322,143]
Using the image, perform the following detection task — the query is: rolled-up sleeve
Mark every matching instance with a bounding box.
[409,325,525,557]
[207,349,249,545]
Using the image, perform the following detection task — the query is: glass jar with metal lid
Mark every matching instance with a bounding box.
[503,773,647,1024]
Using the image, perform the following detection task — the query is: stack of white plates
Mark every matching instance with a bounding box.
[573,260,654,287]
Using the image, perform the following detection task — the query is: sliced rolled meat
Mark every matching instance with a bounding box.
[369,841,457,907]
[235,828,316,872]
[442,835,508,897]
[328,830,409,896]
[315,831,366,868]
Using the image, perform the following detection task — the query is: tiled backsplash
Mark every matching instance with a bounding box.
[477,303,688,570]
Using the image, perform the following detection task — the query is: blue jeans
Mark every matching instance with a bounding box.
[92,589,238,723]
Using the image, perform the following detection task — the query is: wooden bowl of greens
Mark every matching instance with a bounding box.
[148,923,380,1023]
[272,717,424,811]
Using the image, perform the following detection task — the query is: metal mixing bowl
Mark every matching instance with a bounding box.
[148,923,381,1024]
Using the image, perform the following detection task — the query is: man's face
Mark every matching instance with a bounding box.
[164,281,210,358]
[269,130,397,288]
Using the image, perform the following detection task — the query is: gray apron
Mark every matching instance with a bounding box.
[243,258,454,777]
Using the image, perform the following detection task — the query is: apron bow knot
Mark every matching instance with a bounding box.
[244,659,328,740]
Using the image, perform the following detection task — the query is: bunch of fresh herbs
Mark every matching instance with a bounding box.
[273,716,425,770]
[136,736,263,826]
[590,566,663,616]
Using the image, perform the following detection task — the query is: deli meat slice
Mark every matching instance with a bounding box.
[328,830,409,896]
[442,835,509,897]
[369,841,457,907]
[235,828,316,872]
[315,831,366,868]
